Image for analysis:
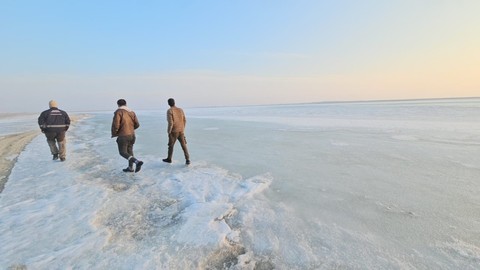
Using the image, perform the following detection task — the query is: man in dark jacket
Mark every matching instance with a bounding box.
[111,99,144,172]
[38,100,71,161]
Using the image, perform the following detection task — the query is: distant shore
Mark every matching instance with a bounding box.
[0,131,40,193]
[0,112,38,119]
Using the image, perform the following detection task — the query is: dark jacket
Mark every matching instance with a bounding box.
[38,107,70,133]
[111,106,140,137]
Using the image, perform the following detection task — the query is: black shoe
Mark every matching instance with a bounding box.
[135,161,144,172]
[60,157,66,162]
[53,154,59,160]
[162,158,172,163]
[186,160,191,165]
[123,167,134,172]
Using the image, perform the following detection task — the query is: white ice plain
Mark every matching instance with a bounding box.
[1,98,480,269]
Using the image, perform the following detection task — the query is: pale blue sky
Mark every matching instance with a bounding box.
[1,1,479,112]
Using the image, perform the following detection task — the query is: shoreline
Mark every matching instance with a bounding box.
[0,131,40,193]
[0,114,86,193]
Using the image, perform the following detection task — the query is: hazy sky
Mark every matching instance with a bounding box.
[1,1,479,112]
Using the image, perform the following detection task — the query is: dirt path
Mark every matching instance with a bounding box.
[0,131,40,193]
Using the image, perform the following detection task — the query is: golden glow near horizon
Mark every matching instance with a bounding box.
[0,1,479,112]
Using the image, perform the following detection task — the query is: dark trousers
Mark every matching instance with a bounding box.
[116,135,135,160]
[167,131,190,160]
[45,131,66,159]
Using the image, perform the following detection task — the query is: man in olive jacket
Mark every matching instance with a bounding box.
[111,99,144,172]
[163,98,190,165]
[38,100,70,161]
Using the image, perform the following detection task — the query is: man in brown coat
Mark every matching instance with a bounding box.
[163,98,190,165]
[111,99,144,172]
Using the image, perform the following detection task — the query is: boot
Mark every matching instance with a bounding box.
[123,157,136,172]
[128,157,135,168]
[163,147,173,163]
[135,160,144,172]
[123,167,134,172]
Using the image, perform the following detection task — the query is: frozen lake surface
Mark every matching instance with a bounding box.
[1,98,480,269]
[0,113,38,136]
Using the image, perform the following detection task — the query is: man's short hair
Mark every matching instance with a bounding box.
[168,98,175,107]
[117,99,127,106]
